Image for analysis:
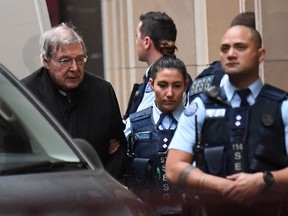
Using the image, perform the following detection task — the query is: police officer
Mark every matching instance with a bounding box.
[123,11,193,120]
[125,55,189,215]
[166,25,288,216]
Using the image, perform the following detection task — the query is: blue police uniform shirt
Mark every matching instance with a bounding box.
[124,101,184,137]
[136,66,154,113]
[168,76,288,155]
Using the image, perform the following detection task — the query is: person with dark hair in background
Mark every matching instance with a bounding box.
[21,23,127,180]
[125,55,189,215]
[190,12,256,99]
[230,11,255,29]
[123,11,192,120]
[166,25,288,216]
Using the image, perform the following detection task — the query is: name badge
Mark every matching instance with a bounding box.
[134,131,151,141]
[205,108,226,118]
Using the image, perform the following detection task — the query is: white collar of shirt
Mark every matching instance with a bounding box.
[222,76,263,106]
[145,64,152,78]
[144,65,153,93]
[152,102,184,124]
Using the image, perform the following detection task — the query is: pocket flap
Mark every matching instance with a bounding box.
[133,158,152,183]
[205,146,224,175]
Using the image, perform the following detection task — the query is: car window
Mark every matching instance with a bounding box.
[0,71,82,173]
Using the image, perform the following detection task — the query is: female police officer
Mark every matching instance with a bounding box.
[125,55,189,215]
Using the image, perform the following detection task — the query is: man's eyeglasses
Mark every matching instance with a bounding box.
[56,56,88,67]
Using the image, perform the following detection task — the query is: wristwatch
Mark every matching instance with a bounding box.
[263,171,274,187]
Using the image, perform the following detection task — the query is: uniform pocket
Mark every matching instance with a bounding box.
[204,146,225,175]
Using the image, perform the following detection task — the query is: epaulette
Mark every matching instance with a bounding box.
[130,107,153,122]
[198,86,229,107]
[260,84,288,101]
[195,61,222,79]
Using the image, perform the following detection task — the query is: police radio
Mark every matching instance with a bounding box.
[193,115,205,171]
[122,134,135,187]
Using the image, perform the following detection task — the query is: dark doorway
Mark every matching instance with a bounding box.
[46,0,104,77]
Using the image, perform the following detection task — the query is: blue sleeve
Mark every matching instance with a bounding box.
[168,97,206,155]
[282,99,288,155]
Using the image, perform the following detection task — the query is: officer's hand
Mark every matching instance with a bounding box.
[109,139,120,155]
[223,172,265,206]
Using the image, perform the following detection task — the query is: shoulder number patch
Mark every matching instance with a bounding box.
[190,75,215,95]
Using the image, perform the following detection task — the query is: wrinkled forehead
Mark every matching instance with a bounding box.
[53,42,83,51]
[51,28,84,50]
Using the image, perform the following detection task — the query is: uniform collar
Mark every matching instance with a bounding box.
[223,77,263,103]
[152,102,185,124]
[145,64,152,79]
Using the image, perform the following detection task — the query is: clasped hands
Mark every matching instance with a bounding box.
[222,172,265,206]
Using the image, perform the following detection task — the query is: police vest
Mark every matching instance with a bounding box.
[129,107,181,215]
[199,84,288,177]
[189,61,224,101]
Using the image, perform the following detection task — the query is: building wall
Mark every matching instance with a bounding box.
[0,0,50,79]
[261,0,288,90]
[206,0,239,61]
[60,0,104,78]
[102,0,288,114]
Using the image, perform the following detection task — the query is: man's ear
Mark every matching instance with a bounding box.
[144,36,152,50]
[258,48,265,64]
[43,58,49,69]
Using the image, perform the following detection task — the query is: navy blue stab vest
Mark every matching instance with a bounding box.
[130,107,174,158]
[199,84,288,177]
[129,107,181,215]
